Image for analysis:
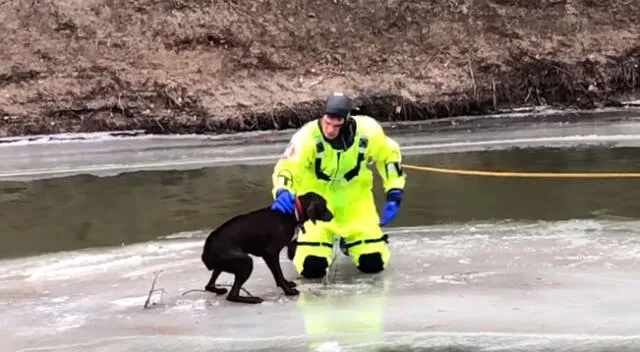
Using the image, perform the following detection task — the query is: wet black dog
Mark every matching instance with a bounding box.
[201,191,334,304]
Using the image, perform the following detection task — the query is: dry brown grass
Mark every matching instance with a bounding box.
[0,0,639,136]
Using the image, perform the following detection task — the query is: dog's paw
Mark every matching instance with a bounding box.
[205,285,228,295]
[284,287,300,296]
[285,280,297,288]
[243,296,264,304]
[227,295,264,304]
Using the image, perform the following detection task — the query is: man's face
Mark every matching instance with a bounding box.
[320,114,344,140]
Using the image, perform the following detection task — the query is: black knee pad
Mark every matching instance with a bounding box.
[358,252,384,274]
[301,255,328,279]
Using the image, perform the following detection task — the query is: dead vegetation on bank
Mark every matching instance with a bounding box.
[0,0,639,136]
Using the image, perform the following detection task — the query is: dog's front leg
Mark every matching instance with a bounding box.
[262,252,299,296]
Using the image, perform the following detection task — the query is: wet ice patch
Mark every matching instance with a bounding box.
[143,240,203,254]
[427,271,499,285]
[111,296,150,309]
[170,298,211,311]
[17,307,88,337]
[313,341,346,352]
[553,255,602,263]
[121,258,200,279]
[26,254,147,281]
[159,229,208,240]
[612,242,640,261]
[0,239,204,283]
[54,313,87,332]
[50,296,70,303]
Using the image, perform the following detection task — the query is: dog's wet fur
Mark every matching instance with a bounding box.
[201,191,334,304]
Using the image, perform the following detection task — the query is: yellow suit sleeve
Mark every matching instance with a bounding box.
[366,120,406,193]
[271,128,315,198]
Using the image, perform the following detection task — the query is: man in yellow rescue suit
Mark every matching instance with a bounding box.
[270,92,406,279]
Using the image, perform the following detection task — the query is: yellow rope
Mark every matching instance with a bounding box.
[401,164,640,178]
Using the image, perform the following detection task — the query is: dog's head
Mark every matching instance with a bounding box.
[297,191,334,224]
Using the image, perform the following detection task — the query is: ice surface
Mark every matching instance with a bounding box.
[5,116,640,181]
[3,219,640,351]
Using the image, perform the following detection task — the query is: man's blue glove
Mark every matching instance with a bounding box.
[271,188,296,214]
[380,189,403,226]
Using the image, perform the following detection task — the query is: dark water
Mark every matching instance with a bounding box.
[2,146,640,260]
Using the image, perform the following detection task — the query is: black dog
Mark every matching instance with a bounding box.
[201,191,334,304]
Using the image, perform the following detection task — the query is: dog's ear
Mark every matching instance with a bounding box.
[306,200,319,224]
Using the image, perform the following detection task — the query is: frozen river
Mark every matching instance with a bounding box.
[2,110,640,351]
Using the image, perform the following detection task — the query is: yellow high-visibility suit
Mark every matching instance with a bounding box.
[271,114,406,276]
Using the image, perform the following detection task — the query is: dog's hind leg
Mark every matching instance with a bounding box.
[226,253,263,304]
[204,269,228,295]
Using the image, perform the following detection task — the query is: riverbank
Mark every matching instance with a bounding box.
[1,0,639,137]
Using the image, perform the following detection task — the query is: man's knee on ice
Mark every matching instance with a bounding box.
[357,252,384,274]
[301,256,328,279]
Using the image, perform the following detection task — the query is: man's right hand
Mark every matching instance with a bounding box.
[271,188,296,214]
[380,189,403,226]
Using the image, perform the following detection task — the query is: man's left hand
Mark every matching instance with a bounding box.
[380,189,403,226]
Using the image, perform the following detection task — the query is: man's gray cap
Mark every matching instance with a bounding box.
[324,92,352,118]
